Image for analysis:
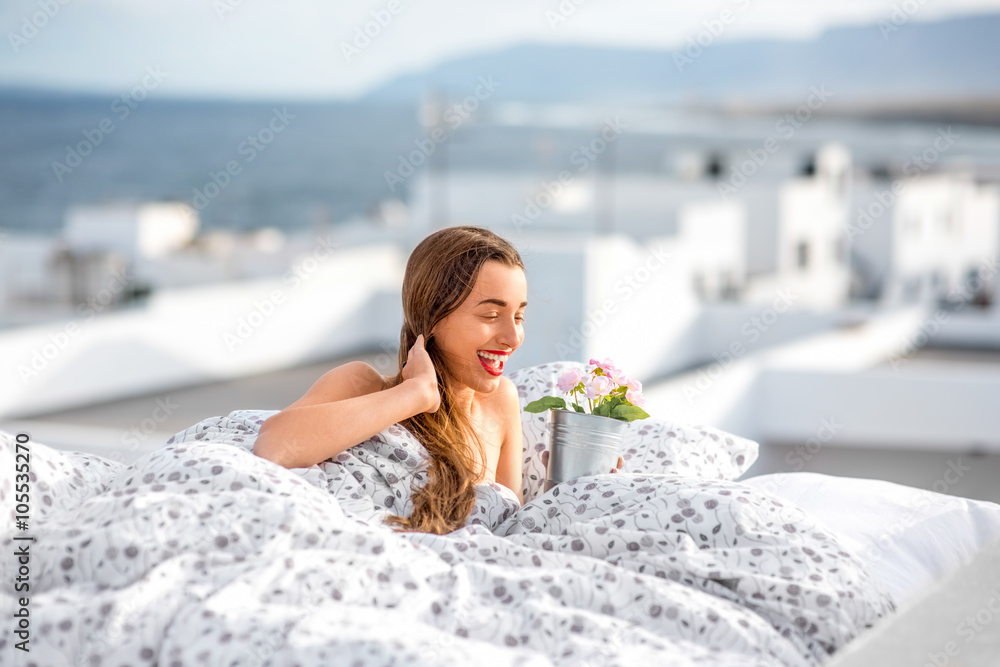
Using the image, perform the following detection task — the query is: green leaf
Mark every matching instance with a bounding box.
[593,400,612,417]
[524,396,567,413]
[571,402,585,413]
[610,404,650,422]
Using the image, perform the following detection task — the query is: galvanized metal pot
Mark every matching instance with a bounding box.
[544,408,628,493]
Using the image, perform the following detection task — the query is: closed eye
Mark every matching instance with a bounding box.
[482,313,526,322]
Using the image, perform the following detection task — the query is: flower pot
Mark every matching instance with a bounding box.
[544,408,628,493]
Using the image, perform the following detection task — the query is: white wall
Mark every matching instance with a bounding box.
[678,200,746,299]
[409,171,597,236]
[850,178,897,300]
[0,244,404,419]
[503,232,590,372]
[65,202,198,265]
[0,233,64,308]
[773,144,852,308]
[642,307,1000,452]
[758,367,1000,451]
[855,174,1000,304]
[584,234,698,382]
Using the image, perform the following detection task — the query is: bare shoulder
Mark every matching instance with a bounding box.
[325,360,386,390]
[494,375,525,504]
[284,360,388,411]
[378,370,398,391]
[498,376,522,427]
[499,375,520,404]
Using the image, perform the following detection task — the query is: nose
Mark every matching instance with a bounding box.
[496,315,522,350]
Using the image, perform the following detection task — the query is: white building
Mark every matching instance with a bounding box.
[767,143,853,309]
[63,202,199,277]
[409,171,754,301]
[851,171,1000,305]
[676,200,747,301]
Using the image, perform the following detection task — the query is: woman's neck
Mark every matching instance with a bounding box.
[449,384,480,420]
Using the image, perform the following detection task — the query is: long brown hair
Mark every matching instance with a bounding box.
[382,226,524,535]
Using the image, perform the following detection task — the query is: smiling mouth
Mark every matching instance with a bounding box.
[477,351,508,376]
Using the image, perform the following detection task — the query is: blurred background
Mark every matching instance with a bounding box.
[1,0,999,502]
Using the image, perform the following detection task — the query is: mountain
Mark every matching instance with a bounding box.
[361,13,1000,106]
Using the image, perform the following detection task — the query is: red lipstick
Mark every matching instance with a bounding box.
[476,350,510,377]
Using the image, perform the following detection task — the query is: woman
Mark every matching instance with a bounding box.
[253,225,623,534]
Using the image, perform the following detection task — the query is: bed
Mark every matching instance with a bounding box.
[2,361,998,666]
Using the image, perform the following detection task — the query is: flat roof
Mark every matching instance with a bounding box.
[874,345,1000,374]
[0,347,392,463]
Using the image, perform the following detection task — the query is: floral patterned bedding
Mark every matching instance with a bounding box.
[0,362,897,666]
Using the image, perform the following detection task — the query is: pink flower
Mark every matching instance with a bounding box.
[589,357,617,375]
[625,377,642,393]
[605,366,626,385]
[556,368,583,393]
[583,374,613,399]
[626,387,646,407]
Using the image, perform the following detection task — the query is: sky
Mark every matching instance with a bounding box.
[3,0,1000,100]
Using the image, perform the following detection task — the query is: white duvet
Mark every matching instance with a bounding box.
[1,405,898,667]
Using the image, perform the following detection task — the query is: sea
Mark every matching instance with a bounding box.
[3,91,1000,235]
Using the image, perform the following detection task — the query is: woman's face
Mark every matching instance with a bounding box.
[430,260,527,393]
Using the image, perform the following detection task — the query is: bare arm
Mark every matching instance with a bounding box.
[494,377,525,506]
[254,336,439,469]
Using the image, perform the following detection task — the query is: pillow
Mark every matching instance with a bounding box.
[739,471,1000,607]
[507,361,760,504]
